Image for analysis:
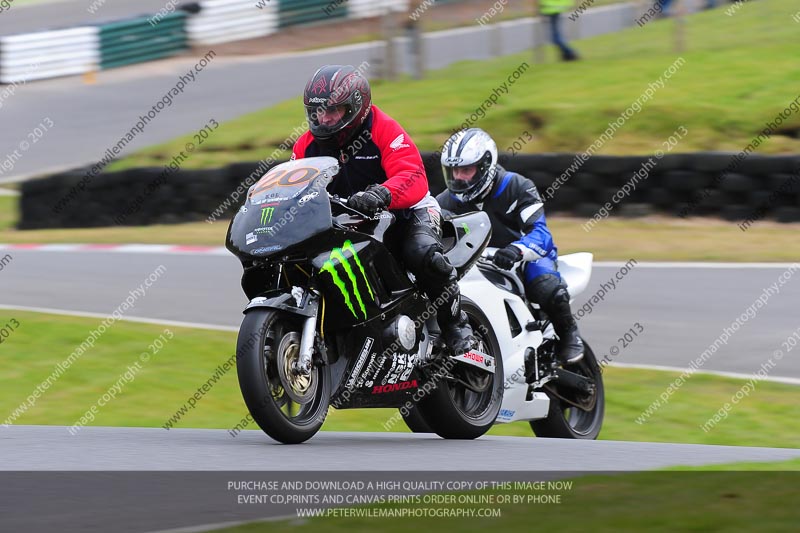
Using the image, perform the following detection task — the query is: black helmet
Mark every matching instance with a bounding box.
[303,65,372,149]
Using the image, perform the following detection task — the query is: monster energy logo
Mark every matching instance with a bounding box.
[320,240,375,320]
[260,207,274,224]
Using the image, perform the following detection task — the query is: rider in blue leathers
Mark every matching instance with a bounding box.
[436,128,584,365]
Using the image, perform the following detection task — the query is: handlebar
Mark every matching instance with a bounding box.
[328,192,384,220]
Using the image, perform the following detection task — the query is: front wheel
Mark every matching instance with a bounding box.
[236,309,330,444]
[417,298,504,439]
[530,339,604,439]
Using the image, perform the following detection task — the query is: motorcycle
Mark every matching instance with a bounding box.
[400,240,605,439]
[226,156,505,444]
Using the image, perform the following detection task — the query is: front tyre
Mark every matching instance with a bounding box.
[418,298,504,439]
[236,309,330,444]
[400,403,433,433]
[530,339,604,439]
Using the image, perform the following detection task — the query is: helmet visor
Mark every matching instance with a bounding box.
[444,164,481,194]
[306,104,355,139]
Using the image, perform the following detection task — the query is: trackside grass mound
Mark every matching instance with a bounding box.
[109,0,800,171]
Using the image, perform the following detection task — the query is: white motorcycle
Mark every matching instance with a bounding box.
[402,217,605,440]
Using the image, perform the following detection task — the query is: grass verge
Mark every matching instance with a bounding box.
[1,215,799,263]
[0,195,17,232]
[211,470,800,533]
[108,0,800,172]
[1,311,799,449]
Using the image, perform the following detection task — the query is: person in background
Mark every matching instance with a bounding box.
[540,0,579,62]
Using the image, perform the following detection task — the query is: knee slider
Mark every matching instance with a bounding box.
[525,273,562,304]
[427,251,454,277]
[425,251,456,287]
[552,284,572,306]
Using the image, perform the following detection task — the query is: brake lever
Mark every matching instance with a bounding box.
[330,193,375,220]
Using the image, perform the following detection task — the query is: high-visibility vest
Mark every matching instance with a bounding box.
[540,0,573,15]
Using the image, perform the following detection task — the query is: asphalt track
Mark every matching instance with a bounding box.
[0,0,173,35]
[2,427,800,533]
[1,249,798,379]
[4,426,800,471]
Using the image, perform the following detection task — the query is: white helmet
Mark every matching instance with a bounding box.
[440,128,498,203]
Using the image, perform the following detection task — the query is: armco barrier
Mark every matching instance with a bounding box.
[0,27,99,84]
[99,12,188,70]
[187,0,279,45]
[346,0,409,19]
[278,0,348,27]
[18,153,800,230]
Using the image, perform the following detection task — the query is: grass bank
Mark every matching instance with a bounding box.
[108,1,800,171]
[2,311,798,449]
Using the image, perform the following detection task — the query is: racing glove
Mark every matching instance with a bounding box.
[493,245,523,270]
[347,185,392,216]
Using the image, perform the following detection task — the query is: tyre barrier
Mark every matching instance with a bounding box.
[18,153,800,230]
[2,1,715,84]
[0,27,99,84]
[99,12,189,70]
[187,0,279,45]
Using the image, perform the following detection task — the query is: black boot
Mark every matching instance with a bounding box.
[434,280,475,356]
[527,274,584,365]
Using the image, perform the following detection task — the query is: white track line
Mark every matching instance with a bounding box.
[150,515,297,533]
[0,244,229,255]
[609,362,800,386]
[0,245,797,268]
[594,262,800,269]
[0,304,238,332]
[3,303,798,386]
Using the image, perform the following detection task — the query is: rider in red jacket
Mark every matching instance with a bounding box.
[291,65,474,354]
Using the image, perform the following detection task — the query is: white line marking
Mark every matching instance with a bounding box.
[0,244,230,255]
[0,304,238,332]
[148,514,297,533]
[608,362,800,386]
[595,262,800,269]
[2,302,797,385]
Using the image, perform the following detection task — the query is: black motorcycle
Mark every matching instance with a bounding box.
[226,156,503,444]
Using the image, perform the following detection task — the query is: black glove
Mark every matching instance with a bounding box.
[347,185,392,216]
[493,245,523,270]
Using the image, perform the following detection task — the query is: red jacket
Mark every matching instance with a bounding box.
[291,105,428,210]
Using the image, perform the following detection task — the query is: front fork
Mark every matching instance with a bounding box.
[295,307,318,375]
[294,289,319,376]
[244,287,320,376]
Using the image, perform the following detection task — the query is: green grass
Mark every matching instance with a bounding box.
[667,457,800,471]
[2,311,799,450]
[0,195,16,231]
[108,0,800,172]
[212,470,800,532]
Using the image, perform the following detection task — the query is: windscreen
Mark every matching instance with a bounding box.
[226,157,339,257]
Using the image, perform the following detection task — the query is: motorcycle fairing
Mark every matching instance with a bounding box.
[441,211,492,279]
[226,157,339,260]
[326,300,431,409]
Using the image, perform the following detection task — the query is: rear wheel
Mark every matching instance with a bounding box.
[236,309,330,444]
[417,298,504,439]
[530,339,604,439]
